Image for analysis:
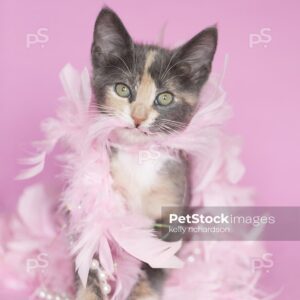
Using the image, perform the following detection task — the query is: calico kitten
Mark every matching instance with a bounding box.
[76,7,217,300]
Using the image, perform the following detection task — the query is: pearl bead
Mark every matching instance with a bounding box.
[102,283,111,295]
[98,271,107,281]
[187,255,195,263]
[46,294,53,300]
[60,293,68,300]
[91,259,99,270]
[39,290,46,299]
[54,295,61,300]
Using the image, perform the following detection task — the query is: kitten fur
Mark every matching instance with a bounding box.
[76,7,217,300]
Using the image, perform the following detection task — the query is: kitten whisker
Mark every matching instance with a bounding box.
[159,119,186,131]
[156,122,179,135]
[161,58,194,81]
[110,53,133,77]
[164,73,185,83]
[105,65,131,78]
[89,104,132,125]
[160,118,185,126]
[160,51,177,80]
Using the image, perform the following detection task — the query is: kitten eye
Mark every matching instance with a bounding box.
[115,83,131,98]
[155,92,174,106]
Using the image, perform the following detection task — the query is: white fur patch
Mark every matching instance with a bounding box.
[110,148,172,215]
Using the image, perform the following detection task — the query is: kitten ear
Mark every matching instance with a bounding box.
[175,26,218,84]
[91,7,133,65]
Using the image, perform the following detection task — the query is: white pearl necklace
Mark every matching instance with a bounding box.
[90,258,112,296]
[37,289,70,300]
[186,246,202,264]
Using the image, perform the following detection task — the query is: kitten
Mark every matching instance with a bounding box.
[76,7,217,300]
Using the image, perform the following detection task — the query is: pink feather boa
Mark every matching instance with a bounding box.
[0,64,270,299]
[0,185,74,299]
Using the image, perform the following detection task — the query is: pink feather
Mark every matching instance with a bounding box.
[8,64,268,299]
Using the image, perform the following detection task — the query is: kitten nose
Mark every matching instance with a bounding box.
[131,104,147,127]
[133,117,144,127]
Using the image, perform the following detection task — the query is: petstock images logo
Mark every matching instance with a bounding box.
[157,206,300,241]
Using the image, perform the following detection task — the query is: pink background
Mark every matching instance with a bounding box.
[1,0,299,298]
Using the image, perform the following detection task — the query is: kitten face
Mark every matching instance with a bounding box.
[91,7,217,139]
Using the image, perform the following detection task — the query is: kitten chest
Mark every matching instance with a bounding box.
[109,148,176,216]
